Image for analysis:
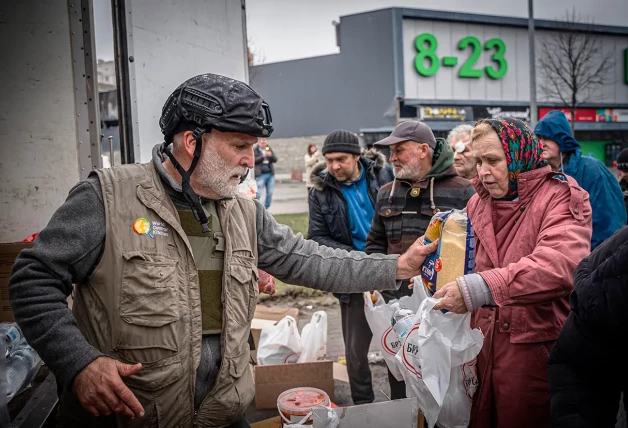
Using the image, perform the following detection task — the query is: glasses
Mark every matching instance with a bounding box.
[454,140,471,154]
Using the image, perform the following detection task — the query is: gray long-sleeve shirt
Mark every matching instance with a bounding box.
[8,146,400,394]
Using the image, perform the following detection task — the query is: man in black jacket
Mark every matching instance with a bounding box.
[548,226,628,428]
[254,138,277,208]
[307,129,393,404]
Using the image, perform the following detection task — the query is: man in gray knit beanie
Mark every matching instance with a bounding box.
[308,129,393,405]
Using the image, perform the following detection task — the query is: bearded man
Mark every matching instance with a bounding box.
[8,75,438,428]
[365,120,475,400]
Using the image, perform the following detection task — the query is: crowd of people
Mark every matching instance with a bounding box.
[307,115,628,427]
[6,72,628,428]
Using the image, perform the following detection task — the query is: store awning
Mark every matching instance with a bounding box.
[360,122,628,135]
[359,127,395,134]
[574,122,628,131]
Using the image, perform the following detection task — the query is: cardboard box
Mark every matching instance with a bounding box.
[250,305,299,364]
[250,400,424,428]
[250,416,282,428]
[254,360,334,410]
[0,242,73,323]
[0,243,33,322]
[312,398,425,428]
[332,362,349,383]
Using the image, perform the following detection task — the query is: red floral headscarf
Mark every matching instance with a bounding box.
[477,117,545,200]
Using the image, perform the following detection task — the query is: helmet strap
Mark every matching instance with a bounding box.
[163,127,211,233]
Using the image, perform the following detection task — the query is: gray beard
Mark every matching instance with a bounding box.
[394,165,422,181]
[193,149,246,198]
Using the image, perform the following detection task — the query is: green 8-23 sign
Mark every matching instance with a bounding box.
[414,33,508,79]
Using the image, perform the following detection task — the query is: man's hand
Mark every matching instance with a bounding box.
[395,237,438,279]
[433,282,468,314]
[264,150,273,158]
[72,357,145,419]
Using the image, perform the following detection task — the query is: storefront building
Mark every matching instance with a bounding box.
[250,8,628,166]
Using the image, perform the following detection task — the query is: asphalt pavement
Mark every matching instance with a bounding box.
[263,179,309,215]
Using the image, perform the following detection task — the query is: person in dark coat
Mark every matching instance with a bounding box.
[254,138,277,208]
[307,130,393,405]
[548,226,628,428]
[617,148,628,217]
[535,111,626,249]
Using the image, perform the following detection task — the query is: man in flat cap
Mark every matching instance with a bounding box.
[9,75,437,428]
[365,120,475,400]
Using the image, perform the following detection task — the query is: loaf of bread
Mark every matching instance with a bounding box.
[421,210,475,296]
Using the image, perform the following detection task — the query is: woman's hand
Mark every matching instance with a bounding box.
[433,282,468,314]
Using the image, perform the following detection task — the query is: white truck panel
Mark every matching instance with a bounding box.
[128,0,249,162]
[0,1,81,242]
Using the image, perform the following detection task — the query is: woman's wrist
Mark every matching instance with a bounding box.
[456,276,474,312]
[462,273,496,309]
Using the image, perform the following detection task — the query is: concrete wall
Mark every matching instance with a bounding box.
[0,1,81,242]
[129,0,249,162]
[250,8,397,139]
[267,135,326,176]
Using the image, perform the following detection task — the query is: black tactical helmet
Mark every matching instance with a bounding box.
[159,74,273,233]
[159,73,273,142]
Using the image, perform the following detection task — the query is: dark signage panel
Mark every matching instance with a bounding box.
[420,106,473,121]
[473,106,530,122]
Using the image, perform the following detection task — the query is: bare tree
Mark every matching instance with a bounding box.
[538,9,615,132]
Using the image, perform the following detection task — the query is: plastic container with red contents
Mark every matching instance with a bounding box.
[277,387,330,426]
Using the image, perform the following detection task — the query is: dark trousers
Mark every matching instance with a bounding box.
[227,418,250,428]
[340,293,374,405]
[387,368,407,399]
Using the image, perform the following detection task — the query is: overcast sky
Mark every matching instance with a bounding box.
[94,0,628,63]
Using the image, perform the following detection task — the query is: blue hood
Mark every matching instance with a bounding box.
[534,110,580,153]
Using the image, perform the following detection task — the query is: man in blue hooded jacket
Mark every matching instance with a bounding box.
[535,110,626,249]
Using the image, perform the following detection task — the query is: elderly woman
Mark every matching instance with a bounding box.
[432,118,592,427]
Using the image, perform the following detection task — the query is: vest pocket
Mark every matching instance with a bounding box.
[121,252,179,326]
[231,348,255,421]
[228,254,259,326]
[117,252,181,365]
[122,358,184,392]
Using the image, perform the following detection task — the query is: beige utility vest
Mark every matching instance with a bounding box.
[62,162,259,428]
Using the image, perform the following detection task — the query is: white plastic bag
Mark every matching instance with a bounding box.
[298,311,327,363]
[257,316,302,365]
[396,280,483,428]
[363,290,423,381]
[363,291,403,381]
